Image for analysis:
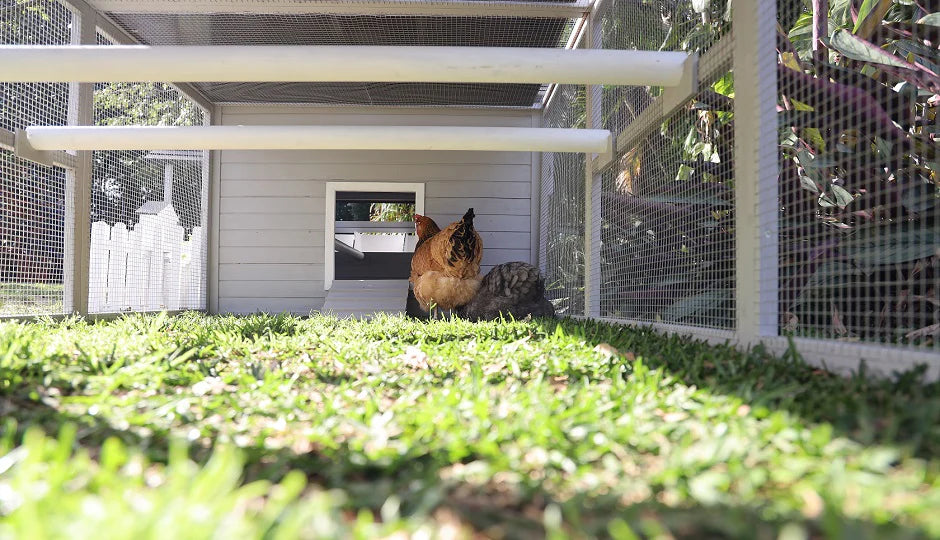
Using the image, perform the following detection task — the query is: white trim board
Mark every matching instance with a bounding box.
[324,181,425,290]
[85,0,593,18]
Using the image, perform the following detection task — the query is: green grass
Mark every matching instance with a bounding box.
[0,283,64,316]
[0,312,938,539]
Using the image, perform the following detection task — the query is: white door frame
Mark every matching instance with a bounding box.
[324,181,425,290]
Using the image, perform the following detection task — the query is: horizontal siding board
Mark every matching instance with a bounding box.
[224,180,529,199]
[219,297,325,315]
[426,181,529,199]
[221,163,530,182]
[431,197,529,216]
[219,280,325,298]
[220,263,323,281]
[431,214,529,232]
[478,232,529,250]
[481,248,532,266]
[221,213,323,230]
[222,180,324,198]
[222,150,530,165]
[220,197,326,214]
[221,230,322,247]
[219,247,324,264]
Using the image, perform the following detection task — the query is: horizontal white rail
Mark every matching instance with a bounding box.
[23,125,612,153]
[85,0,593,18]
[0,45,690,86]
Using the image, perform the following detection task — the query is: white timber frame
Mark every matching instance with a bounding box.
[22,125,613,154]
[324,182,425,291]
[0,46,692,87]
[86,0,594,18]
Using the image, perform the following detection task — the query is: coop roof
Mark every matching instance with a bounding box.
[136,200,175,215]
[92,1,589,108]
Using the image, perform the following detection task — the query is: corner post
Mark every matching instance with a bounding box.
[733,0,780,345]
[66,3,96,316]
[583,6,602,318]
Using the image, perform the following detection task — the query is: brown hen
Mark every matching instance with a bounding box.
[409,208,483,311]
[413,214,441,248]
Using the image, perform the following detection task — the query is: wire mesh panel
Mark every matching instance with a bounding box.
[88,31,209,314]
[104,12,574,106]
[776,3,939,351]
[591,0,735,328]
[0,0,73,316]
[540,84,586,316]
[597,0,731,136]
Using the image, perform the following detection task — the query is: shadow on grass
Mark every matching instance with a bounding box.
[1,315,938,538]
[537,317,940,460]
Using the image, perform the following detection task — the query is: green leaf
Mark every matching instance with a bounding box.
[852,0,893,38]
[841,224,940,273]
[831,185,855,208]
[795,262,865,305]
[662,289,732,324]
[818,193,838,208]
[916,13,940,27]
[900,181,939,214]
[830,30,913,69]
[800,175,821,194]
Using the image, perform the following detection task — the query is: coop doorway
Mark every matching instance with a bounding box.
[324,182,425,291]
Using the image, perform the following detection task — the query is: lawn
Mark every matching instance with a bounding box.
[0,313,938,539]
[0,283,64,317]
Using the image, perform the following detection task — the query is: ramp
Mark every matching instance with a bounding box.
[321,279,409,319]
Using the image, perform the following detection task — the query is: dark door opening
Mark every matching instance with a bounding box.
[334,191,416,280]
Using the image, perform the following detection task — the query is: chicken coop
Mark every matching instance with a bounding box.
[1,0,938,378]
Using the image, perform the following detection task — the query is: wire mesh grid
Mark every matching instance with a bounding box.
[87,31,209,313]
[596,0,732,136]
[586,1,734,328]
[0,0,73,316]
[597,75,735,327]
[776,3,939,350]
[104,12,575,107]
[540,83,586,316]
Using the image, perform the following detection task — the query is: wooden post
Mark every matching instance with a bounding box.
[66,4,96,315]
[583,7,602,318]
[733,0,780,345]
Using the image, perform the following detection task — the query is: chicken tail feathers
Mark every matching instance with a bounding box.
[446,208,480,267]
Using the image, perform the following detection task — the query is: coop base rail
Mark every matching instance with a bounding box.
[21,125,613,154]
[0,45,692,87]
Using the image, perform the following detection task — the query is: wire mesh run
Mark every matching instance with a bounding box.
[598,70,735,328]
[104,12,574,106]
[540,84,586,316]
[776,2,939,350]
[88,31,209,314]
[586,0,734,328]
[596,0,732,137]
[0,0,73,316]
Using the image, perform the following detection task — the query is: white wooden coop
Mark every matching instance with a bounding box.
[1,0,938,379]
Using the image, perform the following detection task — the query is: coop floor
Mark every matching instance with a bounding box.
[0,313,938,538]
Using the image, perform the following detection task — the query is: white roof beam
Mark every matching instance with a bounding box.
[86,0,593,18]
[0,45,691,87]
[22,125,613,154]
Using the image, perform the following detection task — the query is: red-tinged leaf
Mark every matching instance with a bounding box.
[853,0,893,38]
[830,29,916,69]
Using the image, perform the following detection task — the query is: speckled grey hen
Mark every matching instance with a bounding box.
[455,261,556,321]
